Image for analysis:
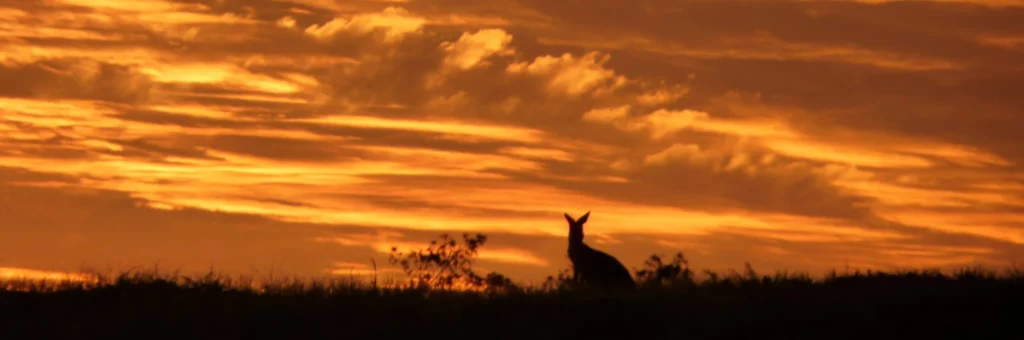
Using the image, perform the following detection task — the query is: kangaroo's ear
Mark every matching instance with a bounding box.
[578,211,590,224]
[564,213,575,224]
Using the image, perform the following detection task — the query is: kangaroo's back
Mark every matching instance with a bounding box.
[578,245,634,288]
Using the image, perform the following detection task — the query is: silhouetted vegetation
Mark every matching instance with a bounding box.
[3,234,1023,339]
[388,233,516,293]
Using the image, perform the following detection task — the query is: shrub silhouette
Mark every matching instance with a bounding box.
[388,233,518,292]
[634,252,695,288]
[541,268,576,291]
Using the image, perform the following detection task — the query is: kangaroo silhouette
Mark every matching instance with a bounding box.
[565,211,635,290]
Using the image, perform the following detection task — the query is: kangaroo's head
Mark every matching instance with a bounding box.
[564,211,590,246]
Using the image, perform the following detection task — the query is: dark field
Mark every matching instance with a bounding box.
[2,266,1023,340]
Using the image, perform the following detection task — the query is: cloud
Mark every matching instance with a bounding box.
[576,91,1021,249]
[879,208,1024,244]
[440,29,515,71]
[497,146,574,162]
[581,104,631,123]
[584,91,1014,172]
[0,60,153,103]
[835,175,1024,209]
[540,33,960,72]
[583,106,712,140]
[761,138,935,169]
[292,114,546,143]
[304,6,425,42]
[977,35,1024,49]
[636,109,712,140]
[642,143,708,166]
[585,106,714,140]
[0,267,94,282]
[596,142,876,220]
[276,15,298,29]
[506,52,627,96]
[138,63,311,94]
[636,83,690,107]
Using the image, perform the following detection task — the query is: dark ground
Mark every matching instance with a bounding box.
[2,268,1023,340]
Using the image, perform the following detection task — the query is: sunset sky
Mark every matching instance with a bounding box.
[2,0,1023,284]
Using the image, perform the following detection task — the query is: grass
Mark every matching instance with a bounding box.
[2,265,1023,339]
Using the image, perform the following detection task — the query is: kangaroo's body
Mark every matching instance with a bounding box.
[565,212,635,290]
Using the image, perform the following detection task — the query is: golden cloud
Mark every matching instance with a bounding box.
[507,52,628,96]
[0,267,94,283]
[304,6,425,42]
[440,29,515,71]
[538,33,959,71]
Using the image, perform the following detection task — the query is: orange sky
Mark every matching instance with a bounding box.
[2,0,1023,284]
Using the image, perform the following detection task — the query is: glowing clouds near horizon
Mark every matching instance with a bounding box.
[0,267,95,283]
